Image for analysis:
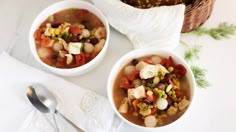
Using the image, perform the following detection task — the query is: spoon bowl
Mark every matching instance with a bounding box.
[26,83,84,132]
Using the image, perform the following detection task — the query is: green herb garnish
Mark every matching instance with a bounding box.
[184,45,201,62]
[191,22,236,40]
[181,40,210,88]
[191,65,210,88]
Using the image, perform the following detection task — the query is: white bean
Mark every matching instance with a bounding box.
[124,65,135,76]
[151,55,162,64]
[53,42,63,51]
[37,47,51,58]
[81,29,90,38]
[84,42,94,53]
[144,115,157,127]
[156,98,168,110]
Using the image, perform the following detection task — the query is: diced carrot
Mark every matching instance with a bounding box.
[132,99,139,111]
[34,29,42,41]
[119,77,133,89]
[144,60,153,64]
[69,25,81,35]
[41,37,51,47]
[127,70,139,81]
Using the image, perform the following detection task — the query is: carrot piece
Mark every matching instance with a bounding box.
[41,37,51,47]
[144,60,153,64]
[132,99,140,111]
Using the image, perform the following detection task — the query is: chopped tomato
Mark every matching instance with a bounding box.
[120,77,133,89]
[151,107,157,115]
[69,26,81,34]
[91,51,99,59]
[127,70,139,81]
[75,54,86,66]
[128,105,135,113]
[167,97,173,105]
[55,57,66,68]
[143,60,153,64]
[174,64,187,77]
[41,37,51,47]
[34,29,42,41]
[160,56,174,68]
[146,94,157,102]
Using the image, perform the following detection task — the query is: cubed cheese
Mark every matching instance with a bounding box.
[128,85,146,99]
[140,64,158,79]
[68,42,83,54]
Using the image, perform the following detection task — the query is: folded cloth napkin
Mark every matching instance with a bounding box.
[0,52,122,132]
[91,0,185,50]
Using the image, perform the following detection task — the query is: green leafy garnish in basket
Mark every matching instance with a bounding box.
[190,65,210,88]
[191,22,236,40]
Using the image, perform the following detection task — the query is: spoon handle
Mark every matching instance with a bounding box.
[55,109,84,132]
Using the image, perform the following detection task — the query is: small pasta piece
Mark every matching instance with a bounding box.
[94,27,106,39]
[94,39,105,52]
[65,54,73,65]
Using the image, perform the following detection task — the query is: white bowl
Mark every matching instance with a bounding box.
[107,48,196,130]
[29,0,110,76]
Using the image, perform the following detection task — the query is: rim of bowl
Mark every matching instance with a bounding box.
[29,0,110,75]
[107,48,196,130]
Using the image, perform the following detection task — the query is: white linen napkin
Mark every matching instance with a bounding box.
[91,0,185,50]
[0,52,122,132]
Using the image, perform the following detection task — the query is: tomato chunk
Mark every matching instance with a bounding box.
[41,37,51,47]
[120,77,133,89]
[174,64,187,77]
[127,70,139,81]
[69,26,81,34]
[75,54,86,66]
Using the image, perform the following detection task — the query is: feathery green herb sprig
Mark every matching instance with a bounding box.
[191,65,210,88]
[191,22,236,40]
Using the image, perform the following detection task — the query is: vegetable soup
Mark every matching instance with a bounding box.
[33,8,106,68]
[113,55,191,127]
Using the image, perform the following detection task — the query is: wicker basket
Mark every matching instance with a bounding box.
[121,0,215,32]
[182,0,215,32]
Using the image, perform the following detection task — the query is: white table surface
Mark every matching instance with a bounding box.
[0,0,236,132]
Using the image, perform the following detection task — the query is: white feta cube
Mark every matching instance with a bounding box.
[128,85,146,99]
[140,64,158,79]
[68,42,83,54]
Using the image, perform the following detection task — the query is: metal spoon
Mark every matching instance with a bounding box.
[26,83,84,132]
